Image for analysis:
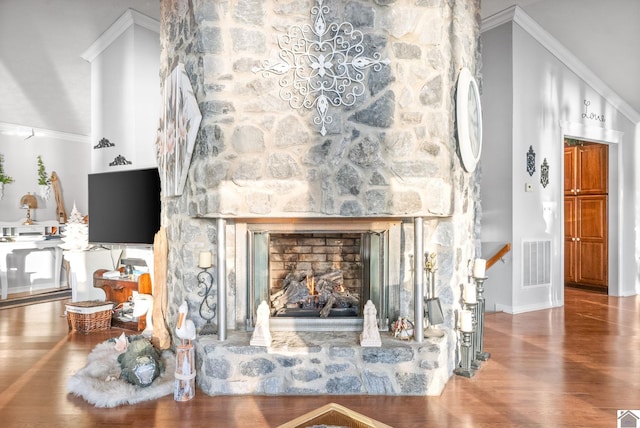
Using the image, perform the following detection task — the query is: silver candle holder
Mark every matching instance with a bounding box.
[473,276,491,361]
[454,324,476,378]
[197,267,217,335]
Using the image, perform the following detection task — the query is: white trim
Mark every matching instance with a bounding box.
[496,300,561,315]
[481,6,640,124]
[81,9,160,63]
[480,6,516,33]
[559,120,624,145]
[0,122,89,143]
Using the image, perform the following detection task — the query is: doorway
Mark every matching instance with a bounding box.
[563,139,608,292]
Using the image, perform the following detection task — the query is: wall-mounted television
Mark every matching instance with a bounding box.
[88,168,161,245]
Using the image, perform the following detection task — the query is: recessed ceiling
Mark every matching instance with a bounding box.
[0,0,637,139]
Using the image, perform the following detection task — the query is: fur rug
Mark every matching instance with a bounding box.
[67,339,175,408]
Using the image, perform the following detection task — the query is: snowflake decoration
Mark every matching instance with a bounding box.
[252,0,390,136]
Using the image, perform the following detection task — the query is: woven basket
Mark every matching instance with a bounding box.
[66,301,114,333]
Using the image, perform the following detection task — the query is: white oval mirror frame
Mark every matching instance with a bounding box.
[456,68,483,172]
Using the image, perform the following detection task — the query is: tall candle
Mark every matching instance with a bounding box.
[464,282,477,304]
[460,309,473,332]
[199,251,212,268]
[472,258,486,278]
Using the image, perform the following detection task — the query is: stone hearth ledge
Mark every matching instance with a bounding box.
[195,331,450,396]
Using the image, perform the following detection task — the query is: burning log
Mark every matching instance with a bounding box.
[270,271,310,314]
[270,269,360,317]
[319,291,359,318]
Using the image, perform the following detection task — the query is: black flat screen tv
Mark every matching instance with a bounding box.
[88,168,161,245]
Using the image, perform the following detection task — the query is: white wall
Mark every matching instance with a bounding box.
[0,135,89,222]
[481,16,639,313]
[89,21,159,173]
[479,22,514,312]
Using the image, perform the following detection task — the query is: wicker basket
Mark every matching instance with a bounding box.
[66,301,114,333]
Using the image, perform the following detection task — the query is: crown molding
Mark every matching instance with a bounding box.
[0,122,89,143]
[481,6,640,124]
[81,9,160,63]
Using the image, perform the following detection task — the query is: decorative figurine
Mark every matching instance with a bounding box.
[360,300,381,347]
[250,301,272,347]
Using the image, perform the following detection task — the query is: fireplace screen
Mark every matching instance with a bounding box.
[248,221,397,332]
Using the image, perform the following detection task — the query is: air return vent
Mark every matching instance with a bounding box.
[522,240,551,287]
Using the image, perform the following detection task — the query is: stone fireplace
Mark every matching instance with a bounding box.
[158,0,482,396]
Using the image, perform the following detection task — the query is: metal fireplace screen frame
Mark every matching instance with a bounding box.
[247,220,399,332]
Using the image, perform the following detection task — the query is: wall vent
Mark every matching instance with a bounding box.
[522,240,551,287]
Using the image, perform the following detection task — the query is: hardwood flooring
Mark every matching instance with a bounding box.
[0,287,638,427]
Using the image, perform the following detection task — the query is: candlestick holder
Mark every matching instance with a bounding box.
[454,328,475,378]
[474,276,491,361]
[464,302,482,370]
[197,267,217,335]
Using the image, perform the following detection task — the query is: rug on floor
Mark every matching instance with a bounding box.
[67,338,175,408]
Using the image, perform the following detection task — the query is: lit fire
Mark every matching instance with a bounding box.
[307,275,315,295]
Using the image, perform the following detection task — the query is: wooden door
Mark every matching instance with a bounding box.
[564,142,608,290]
[577,144,607,194]
[564,198,577,283]
[576,195,608,286]
[564,147,577,195]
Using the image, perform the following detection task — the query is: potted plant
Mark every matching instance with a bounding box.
[37,155,51,200]
[0,154,14,199]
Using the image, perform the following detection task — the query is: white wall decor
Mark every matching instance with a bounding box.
[252,0,390,136]
[157,63,202,197]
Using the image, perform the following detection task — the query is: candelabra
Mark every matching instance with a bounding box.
[197,267,217,335]
[474,276,491,361]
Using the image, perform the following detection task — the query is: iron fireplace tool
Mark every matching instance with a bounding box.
[424,252,445,337]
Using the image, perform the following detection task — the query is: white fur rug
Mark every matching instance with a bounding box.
[67,340,175,408]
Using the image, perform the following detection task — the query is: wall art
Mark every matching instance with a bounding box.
[94,138,115,149]
[252,0,390,136]
[526,145,535,176]
[540,158,549,188]
[582,99,605,123]
[109,155,132,166]
[156,63,202,197]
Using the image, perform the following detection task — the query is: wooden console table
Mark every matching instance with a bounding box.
[93,269,151,331]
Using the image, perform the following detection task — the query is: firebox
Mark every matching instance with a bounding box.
[246,219,402,332]
[269,232,363,318]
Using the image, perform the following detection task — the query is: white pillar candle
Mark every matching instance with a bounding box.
[473,258,486,278]
[199,251,212,269]
[460,309,473,332]
[464,282,477,304]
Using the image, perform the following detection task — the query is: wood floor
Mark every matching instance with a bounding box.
[0,287,638,427]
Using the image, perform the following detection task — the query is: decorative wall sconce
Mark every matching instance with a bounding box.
[20,193,38,225]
